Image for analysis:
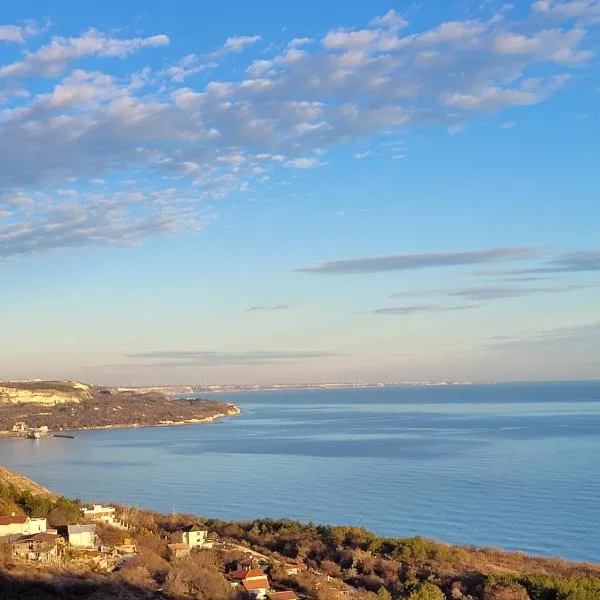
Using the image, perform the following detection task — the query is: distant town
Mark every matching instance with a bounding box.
[112,381,497,396]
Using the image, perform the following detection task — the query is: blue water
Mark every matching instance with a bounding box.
[0,382,599,562]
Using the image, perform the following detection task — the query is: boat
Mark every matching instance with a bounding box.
[26,430,41,439]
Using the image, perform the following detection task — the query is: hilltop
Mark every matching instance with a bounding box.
[0,380,239,433]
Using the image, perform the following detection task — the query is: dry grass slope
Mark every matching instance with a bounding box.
[0,464,56,499]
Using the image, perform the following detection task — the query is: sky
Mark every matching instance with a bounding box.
[0,0,599,386]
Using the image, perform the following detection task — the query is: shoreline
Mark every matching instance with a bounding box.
[0,404,240,438]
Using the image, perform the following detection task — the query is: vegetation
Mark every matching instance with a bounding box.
[0,386,236,432]
[0,481,81,527]
[1,468,599,600]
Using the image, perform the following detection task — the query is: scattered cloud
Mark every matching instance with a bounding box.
[285,157,324,169]
[295,247,538,275]
[353,150,373,159]
[246,304,291,312]
[0,188,216,258]
[0,29,169,79]
[0,6,598,258]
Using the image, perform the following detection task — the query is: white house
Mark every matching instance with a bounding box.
[24,518,47,534]
[243,576,270,600]
[67,524,96,549]
[230,569,270,600]
[0,516,47,537]
[180,524,208,548]
[81,505,127,529]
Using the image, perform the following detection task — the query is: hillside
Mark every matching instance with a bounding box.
[0,464,56,498]
[0,463,598,599]
[0,381,238,432]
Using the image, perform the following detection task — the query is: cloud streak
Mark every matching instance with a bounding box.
[370,305,478,316]
[122,349,339,367]
[296,247,538,275]
[246,304,291,312]
[511,250,600,274]
[485,322,600,351]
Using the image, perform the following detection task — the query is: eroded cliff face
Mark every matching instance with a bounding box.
[0,381,92,405]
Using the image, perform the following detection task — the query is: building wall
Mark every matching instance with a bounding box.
[13,543,58,563]
[23,518,47,534]
[0,523,25,536]
[70,531,95,548]
[183,530,207,547]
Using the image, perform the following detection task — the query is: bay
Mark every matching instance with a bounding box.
[0,381,599,562]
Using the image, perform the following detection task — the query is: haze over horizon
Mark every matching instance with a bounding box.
[1,0,599,386]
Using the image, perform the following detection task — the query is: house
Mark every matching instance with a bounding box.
[81,505,128,529]
[0,515,47,537]
[24,518,47,535]
[10,533,60,563]
[235,552,269,571]
[168,543,191,559]
[180,524,208,548]
[242,577,270,599]
[12,422,27,433]
[229,568,268,581]
[267,592,298,600]
[0,516,27,536]
[229,569,270,600]
[67,524,97,549]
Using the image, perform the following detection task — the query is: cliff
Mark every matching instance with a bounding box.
[0,381,92,405]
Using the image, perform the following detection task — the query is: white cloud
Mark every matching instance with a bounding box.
[223,35,262,53]
[288,37,313,48]
[532,0,600,24]
[0,29,169,79]
[492,29,592,63]
[370,10,408,30]
[0,22,40,43]
[163,54,216,82]
[353,150,372,159]
[285,157,323,169]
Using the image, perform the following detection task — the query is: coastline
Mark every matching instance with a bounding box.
[0,403,240,437]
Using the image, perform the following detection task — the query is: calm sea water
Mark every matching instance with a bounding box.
[1,382,599,562]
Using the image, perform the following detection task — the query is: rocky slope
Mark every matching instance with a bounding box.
[0,381,92,405]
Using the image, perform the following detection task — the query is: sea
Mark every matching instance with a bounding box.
[0,381,599,563]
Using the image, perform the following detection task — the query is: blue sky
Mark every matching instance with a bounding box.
[1,0,599,385]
